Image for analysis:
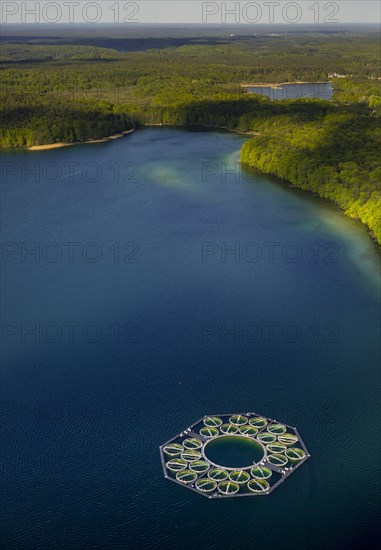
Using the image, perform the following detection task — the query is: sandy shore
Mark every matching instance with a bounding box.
[27,124,258,151]
[27,128,135,151]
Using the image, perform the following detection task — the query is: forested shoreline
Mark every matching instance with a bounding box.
[240,110,380,243]
[1,33,380,242]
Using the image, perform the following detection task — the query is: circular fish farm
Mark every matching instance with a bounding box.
[160,412,310,498]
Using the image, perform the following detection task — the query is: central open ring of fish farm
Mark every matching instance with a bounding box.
[160,413,310,498]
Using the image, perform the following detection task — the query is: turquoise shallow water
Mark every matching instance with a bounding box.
[1,128,380,549]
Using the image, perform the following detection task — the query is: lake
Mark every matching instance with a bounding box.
[1,128,380,549]
[245,82,333,100]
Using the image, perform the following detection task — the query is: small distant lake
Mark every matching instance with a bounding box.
[246,82,333,100]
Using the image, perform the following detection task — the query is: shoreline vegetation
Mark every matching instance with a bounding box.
[241,81,330,88]
[27,129,135,151]
[24,123,260,151]
[1,34,380,244]
[24,125,260,151]
[142,123,261,136]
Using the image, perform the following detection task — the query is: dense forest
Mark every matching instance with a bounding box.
[241,108,381,243]
[0,32,380,241]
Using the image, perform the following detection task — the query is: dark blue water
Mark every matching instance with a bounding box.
[1,128,380,549]
[247,82,333,100]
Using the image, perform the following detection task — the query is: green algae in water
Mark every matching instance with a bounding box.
[229,415,248,425]
[176,470,197,484]
[196,479,217,493]
[267,424,287,434]
[189,460,209,473]
[183,438,202,449]
[181,450,201,462]
[248,479,270,493]
[229,470,250,484]
[251,466,272,480]
[267,453,288,466]
[249,417,268,428]
[166,458,187,472]
[257,433,277,444]
[163,443,184,457]
[267,443,287,453]
[239,425,258,436]
[208,469,229,481]
[205,436,265,469]
[200,426,219,438]
[203,417,223,427]
[278,434,298,446]
[220,424,239,434]
[286,448,306,461]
